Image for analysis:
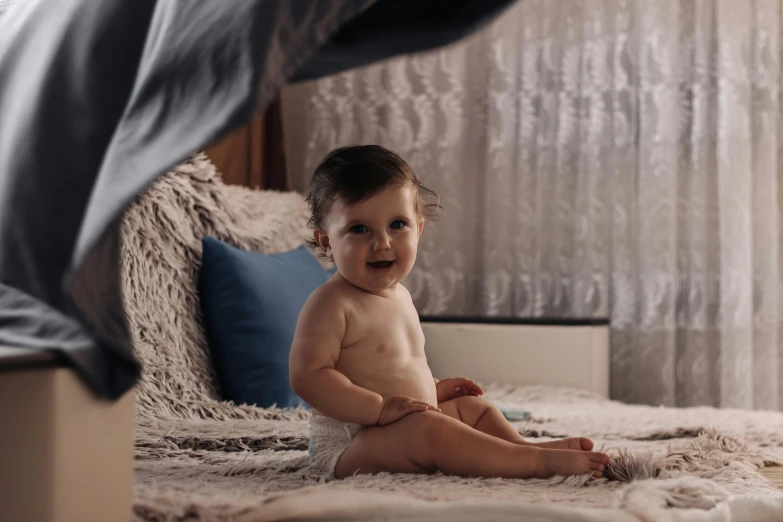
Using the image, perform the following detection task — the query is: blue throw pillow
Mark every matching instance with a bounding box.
[199,237,332,408]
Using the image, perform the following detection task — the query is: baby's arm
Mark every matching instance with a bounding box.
[289,287,384,425]
[435,377,484,403]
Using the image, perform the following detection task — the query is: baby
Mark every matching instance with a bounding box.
[289,145,610,479]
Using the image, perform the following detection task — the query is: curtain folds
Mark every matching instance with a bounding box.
[283,0,783,410]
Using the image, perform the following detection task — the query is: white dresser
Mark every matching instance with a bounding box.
[421,317,610,398]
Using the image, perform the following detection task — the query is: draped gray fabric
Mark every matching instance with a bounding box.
[284,0,783,410]
[0,0,513,398]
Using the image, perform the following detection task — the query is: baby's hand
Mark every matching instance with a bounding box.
[436,377,484,403]
[377,396,440,426]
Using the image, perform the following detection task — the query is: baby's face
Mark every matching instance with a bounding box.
[318,183,423,294]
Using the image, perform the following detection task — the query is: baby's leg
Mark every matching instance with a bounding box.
[440,396,593,451]
[334,410,608,479]
[439,396,526,443]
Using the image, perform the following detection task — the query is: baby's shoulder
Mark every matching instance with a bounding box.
[397,283,414,301]
[302,276,354,312]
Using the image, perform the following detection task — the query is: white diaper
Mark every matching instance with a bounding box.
[309,415,364,476]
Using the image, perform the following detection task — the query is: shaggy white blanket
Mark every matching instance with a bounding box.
[133,384,783,521]
[122,156,783,521]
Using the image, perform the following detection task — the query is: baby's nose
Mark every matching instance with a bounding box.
[373,234,391,250]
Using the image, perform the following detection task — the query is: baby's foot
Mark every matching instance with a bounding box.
[532,437,594,451]
[538,448,610,479]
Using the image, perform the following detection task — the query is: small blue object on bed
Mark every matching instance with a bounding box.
[199,237,333,408]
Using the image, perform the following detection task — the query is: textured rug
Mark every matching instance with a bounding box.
[121,158,783,521]
[133,384,783,521]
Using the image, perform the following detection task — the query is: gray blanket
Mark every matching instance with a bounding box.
[0,0,512,399]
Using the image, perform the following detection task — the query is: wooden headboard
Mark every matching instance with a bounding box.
[203,96,290,191]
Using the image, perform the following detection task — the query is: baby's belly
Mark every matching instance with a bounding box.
[342,357,438,407]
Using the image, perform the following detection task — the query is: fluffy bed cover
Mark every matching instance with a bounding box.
[123,157,783,521]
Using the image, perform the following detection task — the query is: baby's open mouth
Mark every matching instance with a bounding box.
[368,261,395,269]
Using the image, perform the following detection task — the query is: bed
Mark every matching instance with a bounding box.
[122,156,783,521]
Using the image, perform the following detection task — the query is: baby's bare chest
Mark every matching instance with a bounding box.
[340,298,425,362]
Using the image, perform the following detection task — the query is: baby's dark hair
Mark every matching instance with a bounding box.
[305,145,442,250]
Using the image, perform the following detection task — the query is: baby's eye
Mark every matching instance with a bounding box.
[390,220,407,230]
[349,224,368,234]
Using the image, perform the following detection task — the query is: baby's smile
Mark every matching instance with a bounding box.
[367,260,396,271]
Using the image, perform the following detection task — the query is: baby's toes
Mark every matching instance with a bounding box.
[563,437,592,451]
[588,460,605,478]
[589,461,605,472]
[588,451,611,465]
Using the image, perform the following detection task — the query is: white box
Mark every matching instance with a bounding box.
[422,320,610,398]
[0,356,135,522]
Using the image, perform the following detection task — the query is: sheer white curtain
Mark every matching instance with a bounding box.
[0,0,15,17]
[282,0,783,410]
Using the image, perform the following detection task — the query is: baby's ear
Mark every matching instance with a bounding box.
[313,229,331,255]
[417,218,425,238]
